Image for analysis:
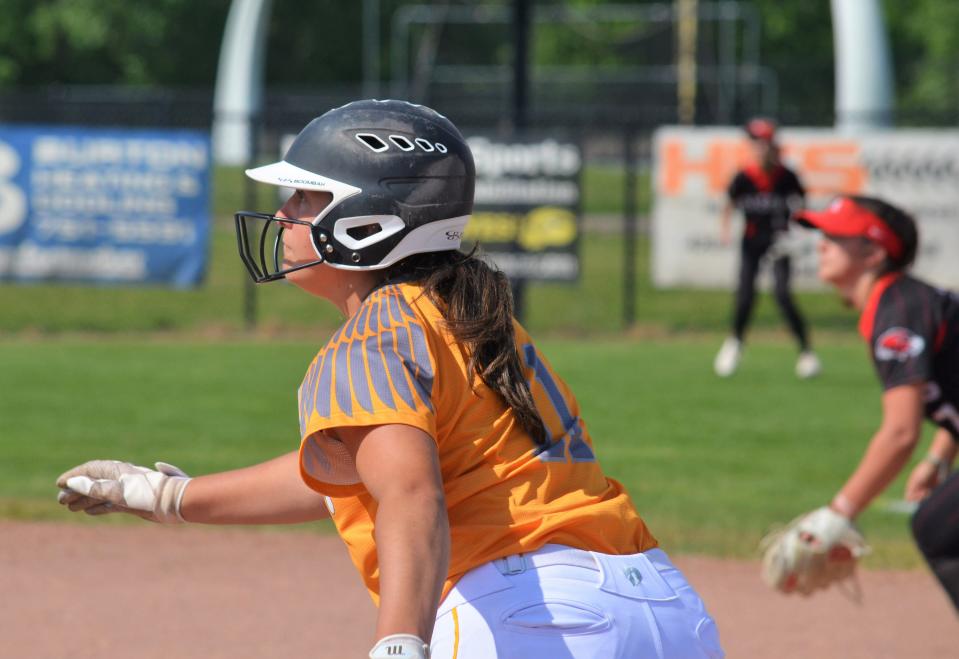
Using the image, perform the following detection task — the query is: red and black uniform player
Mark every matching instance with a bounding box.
[862,266,959,609]
[714,119,819,379]
[796,195,959,611]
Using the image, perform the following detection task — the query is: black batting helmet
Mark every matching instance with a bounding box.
[235,99,475,282]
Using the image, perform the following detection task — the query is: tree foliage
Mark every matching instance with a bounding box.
[747,0,835,123]
[0,0,231,85]
[884,0,959,121]
[0,0,955,125]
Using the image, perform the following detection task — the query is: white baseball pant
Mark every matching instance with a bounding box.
[430,544,723,658]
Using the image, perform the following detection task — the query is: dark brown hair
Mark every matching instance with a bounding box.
[848,195,919,272]
[384,249,549,449]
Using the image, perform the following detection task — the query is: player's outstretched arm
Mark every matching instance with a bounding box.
[57,450,330,525]
[718,201,734,246]
[830,383,925,517]
[178,450,331,524]
[336,423,449,657]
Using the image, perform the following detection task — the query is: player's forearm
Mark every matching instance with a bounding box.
[718,203,733,244]
[719,205,732,229]
[179,450,330,525]
[834,424,921,517]
[373,488,450,643]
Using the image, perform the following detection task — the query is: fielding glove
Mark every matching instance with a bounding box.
[760,506,870,596]
[56,459,191,524]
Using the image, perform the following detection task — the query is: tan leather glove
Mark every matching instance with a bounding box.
[760,506,870,596]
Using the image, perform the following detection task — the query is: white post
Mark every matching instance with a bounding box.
[831,0,894,131]
[212,0,274,165]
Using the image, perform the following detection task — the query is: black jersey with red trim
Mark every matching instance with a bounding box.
[859,273,959,439]
[727,164,805,239]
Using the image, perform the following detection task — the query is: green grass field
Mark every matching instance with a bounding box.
[0,336,932,569]
[0,223,854,337]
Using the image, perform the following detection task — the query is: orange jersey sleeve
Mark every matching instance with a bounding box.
[297,282,657,604]
[297,283,437,497]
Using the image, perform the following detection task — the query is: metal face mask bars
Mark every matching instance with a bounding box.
[234,211,324,283]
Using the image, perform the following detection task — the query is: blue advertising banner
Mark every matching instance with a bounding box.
[0,125,210,287]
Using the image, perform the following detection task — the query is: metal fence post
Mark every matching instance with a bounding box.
[623,126,638,328]
[510,0,531,324]
[242,114,260,331]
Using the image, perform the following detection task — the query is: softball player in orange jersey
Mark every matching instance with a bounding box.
[56,100,723,658]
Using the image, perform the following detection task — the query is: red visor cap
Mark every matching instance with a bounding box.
[746,119,777,142]
[794,197,903,260]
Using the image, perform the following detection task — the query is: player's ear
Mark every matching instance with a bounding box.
[862,241,888,271]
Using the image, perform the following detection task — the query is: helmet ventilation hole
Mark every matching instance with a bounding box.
[389,135,415,151]
[434,143,448,153]
[346,224,382,240]
[355,133,389,152]
[414,138,435,152]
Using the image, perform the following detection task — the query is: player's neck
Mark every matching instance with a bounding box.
[316,269,384,318]
[845,271,882,310]
[343,276,383,317]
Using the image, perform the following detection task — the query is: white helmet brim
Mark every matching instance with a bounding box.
[245,160,359,196]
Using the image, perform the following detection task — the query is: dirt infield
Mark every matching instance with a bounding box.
[3,521,955,658]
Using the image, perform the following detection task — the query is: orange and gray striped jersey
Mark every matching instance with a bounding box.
[296,281,657,604]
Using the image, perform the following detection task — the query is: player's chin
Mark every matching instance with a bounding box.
[283,261,326,289]
[282,257,313,272]
[283,262,308,280]
[816,262,840,285]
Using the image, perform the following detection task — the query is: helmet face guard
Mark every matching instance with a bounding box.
[234,99,475,284]
[234,211,325,282]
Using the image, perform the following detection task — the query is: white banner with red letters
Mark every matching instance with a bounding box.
[652,127,959,289]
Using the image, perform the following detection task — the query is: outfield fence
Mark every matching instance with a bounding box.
[3,84,953,335]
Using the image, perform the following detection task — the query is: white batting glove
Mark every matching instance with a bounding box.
[56,460,191,524]
[368,634,430,659]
